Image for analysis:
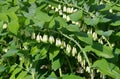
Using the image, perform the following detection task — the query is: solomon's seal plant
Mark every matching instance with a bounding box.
[0,0,120,79]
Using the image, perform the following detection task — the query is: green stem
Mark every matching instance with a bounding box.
[47,0,94,17]
[60,31,91,67]
[60,31,95,78]
[65,55,73,73]
[59,68,62,77]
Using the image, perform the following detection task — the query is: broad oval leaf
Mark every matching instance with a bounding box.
[69,10,83,21]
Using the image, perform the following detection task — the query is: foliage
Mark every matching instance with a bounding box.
[0,0,120,79]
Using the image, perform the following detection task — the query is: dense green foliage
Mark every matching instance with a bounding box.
[0,0,120,79]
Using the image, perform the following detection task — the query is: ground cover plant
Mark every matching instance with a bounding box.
[0,0,120,79]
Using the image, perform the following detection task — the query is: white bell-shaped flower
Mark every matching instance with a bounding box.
[36,34,41,43]
[49,36,55,44]
[42,34,48,43]
[61,41,66,49]
[66,44,71,53]
[72,47,77,56]
[31,32,36,39]
[63,6,67,12]
[55,38,62,47]
[3,23,7,29]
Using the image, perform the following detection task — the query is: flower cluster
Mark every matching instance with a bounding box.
[48,4,79,25]
[31,32,84,62]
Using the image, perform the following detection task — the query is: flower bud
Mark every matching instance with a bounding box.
[63,6,67,12]
[109,9,113,13]
[61,41,66,49]
[36,34,41,43]
[59,10,63,15]
[55,8,59,12]
[67,7,71,13]
[72,47,77,56]
[3,48,8,52]
[31,32,36,39]
[77,53,82,62]
[51,6,54,9]
[75,22,79,25]
[63,14,67,19]
[66,16,70,22]
[3,23,7,29]
[70,7,74,13]
[86,66,90,73]
[41,34,48,43]
[98,39,103,44]
[66,44,71,53]
[48,5,51,7]
[92,32,97,40]
[49,36,55,44]
[55,38,62,47]
[58,4,61,10]
[72,21,76,24]
[73,9,78,12]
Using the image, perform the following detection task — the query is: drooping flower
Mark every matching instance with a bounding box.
[66,44,71,53]
[31,32,36,39]
[3,23,7,29]
[72,47,77,56]
[42,34,48,43]
[36,34,41,43]
[49,36,55,44]
[55,38,62,47]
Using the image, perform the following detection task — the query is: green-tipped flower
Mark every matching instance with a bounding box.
[61,41,66,49]
[3,23,7,29]
[31,32,36,39]
[66,16,70,22]
[86,66,90,73]
[49,36,55,44]
[66,44,71,53]
[55,38,62,47]
[36,34,41,43]
[63,6,67,12]
[72,47,77,56]
[77,53,82,63]
[42,34,48,43]
[58,4,61,10]
[55,8,59,12]
[63,14,67,19]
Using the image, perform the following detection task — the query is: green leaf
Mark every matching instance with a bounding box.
[46,72,57,79]
[110,21,120,26]
[10,68,22,79]
[96,30,113,37]
[49,19,55,28]
[52,58,62,71]
[55,16,68,27]
[29,0,36,4]
[49,46,60,60]
[33,11,51,22]
[69,10,82,21]
[84,17,99,26]
[66,24,80,32]
[99,18,111,23]
[8,20,19,35]
[17,71,28,79]
[2,49,18,57]
[91,42,114,58]
[35,45,49,60]
[92,59,120,79]
[24,75,32,79]
[62,74,85,79]
[30,46,39,56]
[0,65,5,72]
[0,13,8,21]
[76,32,93,45]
